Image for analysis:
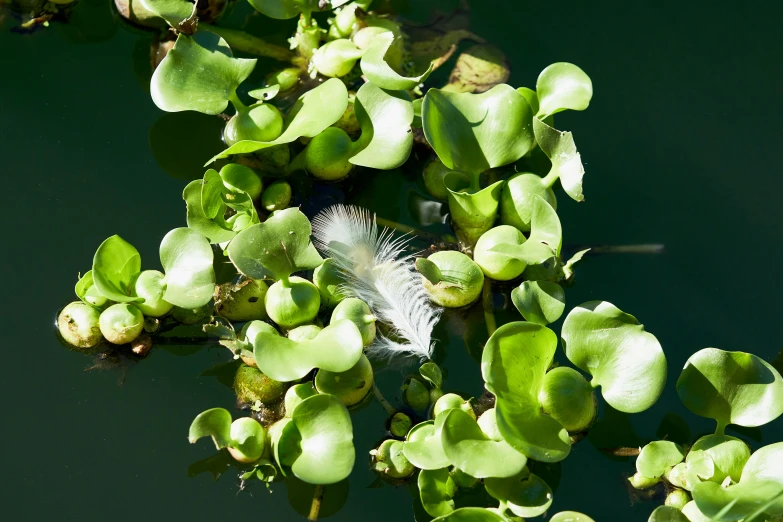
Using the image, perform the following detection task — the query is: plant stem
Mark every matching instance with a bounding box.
[307,484,324,522]
[482,279,497,336]
[199,23,296,62]
[715,421,727,436]
[373,385,396,416]
[229,90,247,113]
[541,169,560,189]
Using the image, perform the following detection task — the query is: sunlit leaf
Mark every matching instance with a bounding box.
[536,62,593,118]
[485,472,554,518]
[360,32,432,90]
[550,512,596,522]
[511,281,565,325]
[420,362,443,389]
[533,117,585,202]
[350,82,414,169]
[419,468,457,518]
[151,32,256,115]
[188,407,232,449]
[92,235,143,303]
[160,228,215,309]
[647,506,690,522]
[403,420,451,471]
[676,348,783,429]
[561,301,667,413]
[636,441,685,479]
[138,0,194,27]
[431,507,508,521]
[183,180,237,244]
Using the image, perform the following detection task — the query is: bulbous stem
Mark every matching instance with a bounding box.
[229,90,248,113]
[541,168,560,189]
[715,420,727,436]
[373,385,396,416]
[307,484,324,522]
[482,278,497,336]
[199,23,296,62]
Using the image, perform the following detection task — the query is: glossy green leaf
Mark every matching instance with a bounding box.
[561,301,667,413]
[418,468,457,518]
[517,87,539,115]
[252,319,363,382]
[420,362,443,389]
[350,82,414,169]
[422,84,535,175]
[183,180,237,244]
[536,63,593,118]
[207,79,348,164]
[667,450,715,491]
[188,407,232,449]
[160,228,215,309]
[151,32,256,115]
[416,257,443,285]
[636,441,685,479]
[278,394,356,485]
[446,178,505,246]
[441,408,527,478]
[563,248,590,281]
[228,207,323,281]
[482,322,571,462]
[230,417,266,461]
[648,506,690,522]
[489,196,562,265]
[676,348,783,429]
[511,280,565,325]
[550,513,596,522]
[403,420,450,471]
[200,169,224,219]
[248,84,280,101]
[247,0,312,19]
[92,235,142,303]
[361,32,432,90]
[485,472,554,518]
[533,117,585,202]
[693,442,783,520]
[431,508,508,522]
[75,270,106,308]
[138,0,193,27]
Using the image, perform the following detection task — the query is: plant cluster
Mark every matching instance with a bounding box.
[51,1,783,521]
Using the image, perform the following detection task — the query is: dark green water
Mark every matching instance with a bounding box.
[2,1,783,520]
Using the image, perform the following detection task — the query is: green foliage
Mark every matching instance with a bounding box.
[511,280,565,325]
[485,471,554,518]
[419,467,457,518]
[636,441,686,480]
[159,228,216,309]
[350,81,414,169]
[92,235,142,303]
[360,32,433,90]
[561,301,667,413]
[676,348,783,431]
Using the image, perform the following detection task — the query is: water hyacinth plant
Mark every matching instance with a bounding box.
[47,1,783,520]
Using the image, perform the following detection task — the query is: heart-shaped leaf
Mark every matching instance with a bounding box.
[533,117,585,202]
[431,508,508,522]
[561,301,667,413]
[536,63,593,118]
[423,84,535,175]
[440,408,527,478]
[92,235,143,303]
[350,82,414,169]
[206,79,348,164]
[275,394,356,484]
[636,441,685,479]
[360,32,433,90]
[160,228,215,309]
[676,348,783,430]
[188,407,233,448]
[230,417,266,461]
[489,196,562,266]
[151,32,256,115]
[648,506,690,522]
[550,513,596,522]
[693,442,783,520]
[418,468,457,518]
[403,420,450,470]
[252,319,363,382]
[482,321,571,462]
[511,280,565,325]
[228,207,323,282]
[485,471,554,518]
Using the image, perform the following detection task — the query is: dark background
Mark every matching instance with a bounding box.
[1,0,782,520]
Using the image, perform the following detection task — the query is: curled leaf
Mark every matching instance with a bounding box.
[160,228,216,309]
[361,32,433,90]
[350,82,414,169]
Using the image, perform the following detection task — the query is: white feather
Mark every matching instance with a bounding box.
[312,204,441,362]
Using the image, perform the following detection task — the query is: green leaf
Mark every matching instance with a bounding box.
[418,468,457,518]
[206,79,348,164]
[247,0,309,19]
[422,84,535,175]
[563,248,590,281]
[561,301,667,413]
[151,32,256,115]
[75,270,106,308]
[481,322,571,462]
[138,0,194,27]
[252,319,363,382]
[228,207,322,281]
[201,169,224,219]
[432,508,508,522]
[511,280,565,325]
[536,62,593,118]
[647,506,690,522]
[230,417,266,461]
[676,348,783,429]
[416,258,443,285]
[488,196,562,266]
[92,235,143,303]
[420,362,443,389]
[693,442,783,520]
[350,82,414,169]
[440,408,527,478]
[360,32,432,90]
[247,84,280,101]
[636,441,685,479]
[278,394,356,485]
[550,513,595,522]
[183,180,237,244]
[485,472,554,518]
[446,177,505,246]
[160,228,216,309]
[517,87,539,115]
[533,117,585,202]
[403,420,450,471]
[188,407,233,449]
